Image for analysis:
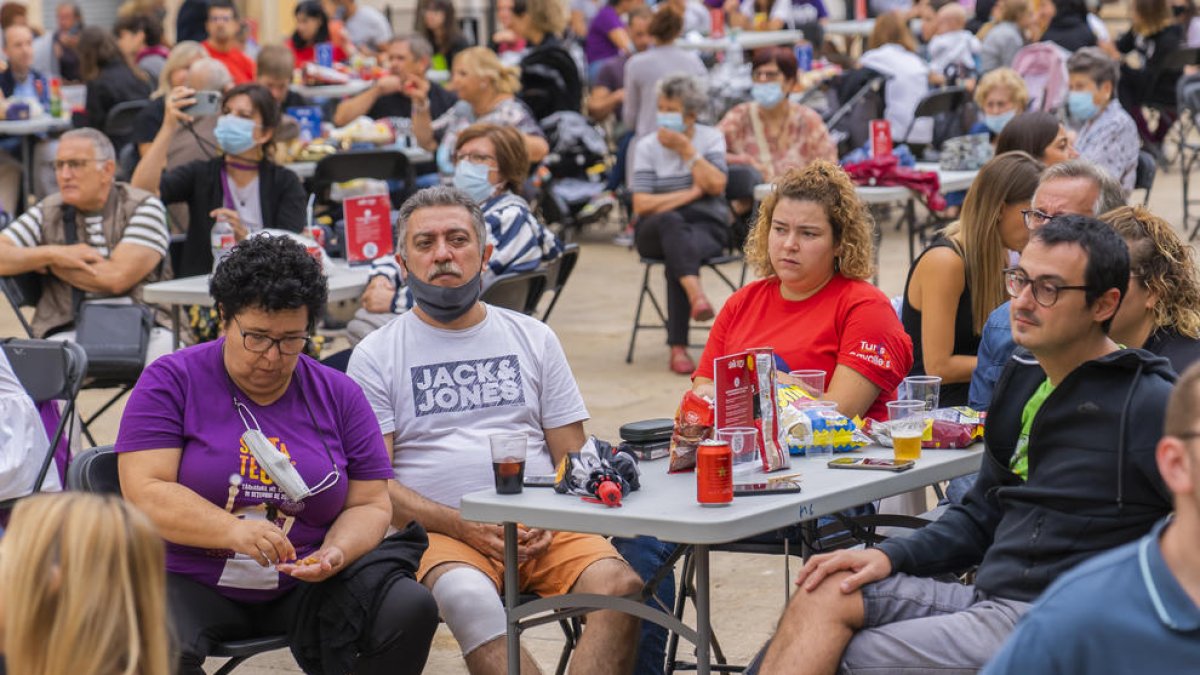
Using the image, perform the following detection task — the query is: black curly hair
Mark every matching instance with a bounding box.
[209,235,328,332]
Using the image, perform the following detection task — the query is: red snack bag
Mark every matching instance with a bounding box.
[668,390,714,473]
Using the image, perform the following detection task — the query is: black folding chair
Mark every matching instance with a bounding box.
[68,444,292,675]
[1134,149,1157,206]
[311,150,415,205]
[0,338,87,508]
[481,268,551,316]
[902,86,971,149]
[540,243,581,322]
[626,253,747,364]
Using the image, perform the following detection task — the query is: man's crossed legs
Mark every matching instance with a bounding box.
[420,530,643,675]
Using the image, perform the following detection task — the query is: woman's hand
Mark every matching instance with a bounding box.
[361,276,396,313]
[164,85,197,130]
[278,545,346,582]
[657,127,693,156]
[228,517,297,567]
[209,208,248,241]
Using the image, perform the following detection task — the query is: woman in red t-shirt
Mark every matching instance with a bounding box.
[290,1,348,68]
[692,161,913,420]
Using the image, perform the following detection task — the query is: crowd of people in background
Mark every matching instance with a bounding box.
[0,0,1197,673]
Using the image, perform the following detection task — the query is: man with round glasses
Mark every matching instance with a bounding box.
[752,215,1174,675]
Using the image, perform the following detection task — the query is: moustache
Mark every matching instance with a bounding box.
[428,261,464,281]
[1013,310,1040,326]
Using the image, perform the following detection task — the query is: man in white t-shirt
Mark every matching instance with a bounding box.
[348,186,641,675]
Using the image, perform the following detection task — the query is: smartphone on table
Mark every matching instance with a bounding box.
[827,457,914,472]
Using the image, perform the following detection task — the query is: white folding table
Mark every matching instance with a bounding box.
[0,116,73,212]
[461,445,984,675]
[142,263,371,349]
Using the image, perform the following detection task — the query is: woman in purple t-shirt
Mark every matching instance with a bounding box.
[115,236,438,675]
[584,0,639,81]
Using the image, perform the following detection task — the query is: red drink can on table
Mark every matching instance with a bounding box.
[870,119,893,158]
[697,439,733,506]
[710,8,725,38]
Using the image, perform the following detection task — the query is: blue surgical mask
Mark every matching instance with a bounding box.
[984,110,1016,134]
[656,112,685,133]
[751,82,785,109]
[1067,91,1098,122]
[214,114,258,155]
[453,160,498,203]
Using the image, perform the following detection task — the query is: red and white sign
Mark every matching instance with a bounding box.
[343,195,393,264]
[870,119,893,158]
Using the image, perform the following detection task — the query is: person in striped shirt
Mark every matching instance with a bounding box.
[0,128,171,361]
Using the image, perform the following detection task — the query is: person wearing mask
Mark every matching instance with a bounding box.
[1111,0,1186,152]
[995,111,1079,166]
[622,9,706,140]
[334,35,456,127]
[969,68,1030,139]
[633,74,731,375]
[409,46,549,175]
[336,0,393,52]
[77,26,152,148]
[719,46,837,185]
[347,123,562,348]
[510,0,586,120]
[202,0,255,84]
[1103,206,1200,372]
[1038,0,1097,51]
[116,235,440,675]
[967,159,1126,413]
[33,2,84,83]
[491,0,528,54]
[290,1,348,68]
[584,0,640,82]
[1065,47,1139,193]
[131,83,306,277]
[0,493,172,675]
[417,0,470,74]
[980,0,1030,72]
[901,152,1042,409]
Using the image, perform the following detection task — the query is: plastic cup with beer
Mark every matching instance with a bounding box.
[489,432,528,494]
[788,369,826,399]
[902,375,942,412]
[887,400,926,461]
[718,426,760,475]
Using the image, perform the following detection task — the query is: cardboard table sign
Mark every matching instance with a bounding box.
[286,106,323,143]
[713,348,790,472]
[343,195,393,264]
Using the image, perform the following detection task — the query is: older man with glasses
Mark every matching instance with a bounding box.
[0,128,171,363]
[750,214,1175,675]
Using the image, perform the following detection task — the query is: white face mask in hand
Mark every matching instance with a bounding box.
[235,400,339,505]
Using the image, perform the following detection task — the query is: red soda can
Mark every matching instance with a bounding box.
[870,119,893,158]
[697,439,733,506]
[709,9,725,38]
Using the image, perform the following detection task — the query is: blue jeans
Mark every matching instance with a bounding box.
[611,536,676,675]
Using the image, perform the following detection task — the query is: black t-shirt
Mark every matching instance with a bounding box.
[367,81,457,120]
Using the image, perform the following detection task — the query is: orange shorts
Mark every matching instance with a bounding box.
[417,530,622,596]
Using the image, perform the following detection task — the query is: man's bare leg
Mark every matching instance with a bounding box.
[758,571,866,675]
[564,558,644,675]
[422,562,543,675]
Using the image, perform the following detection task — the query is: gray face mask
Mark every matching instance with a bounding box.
[406,267,483,323]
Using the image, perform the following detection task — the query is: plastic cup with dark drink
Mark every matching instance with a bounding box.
[490,432,528,494]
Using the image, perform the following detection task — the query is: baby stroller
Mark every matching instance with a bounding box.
[530,111,617,240]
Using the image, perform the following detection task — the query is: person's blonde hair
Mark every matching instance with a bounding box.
[746,161,875,280]
[869,11,917,52]
[524,0,568,36]
[453,46,522,95]
[155,40,205,98]
[942,151,1043,333]
[0,493,171,675]
[1103,205,1200,340]
[974,67,1030,111]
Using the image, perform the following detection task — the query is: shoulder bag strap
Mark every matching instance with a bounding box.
[60,204,86,315]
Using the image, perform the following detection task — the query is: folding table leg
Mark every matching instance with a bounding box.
[504,522,520,675]
[694,544,711,675]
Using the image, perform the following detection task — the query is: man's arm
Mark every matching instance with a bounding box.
[333,77,399,126]
[49,240,163,295]
[0,235,100,276]
[587,85,623,122]
[544,421,586,470]
[632,186,703,216]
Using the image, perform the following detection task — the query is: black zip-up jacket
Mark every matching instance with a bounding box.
[878,348,1174,602]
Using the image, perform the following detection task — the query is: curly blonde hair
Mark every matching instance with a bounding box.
[974,68,1029,111]
[745,161,875,280]
[453,46,522,95]
[1103,205,1200,339]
